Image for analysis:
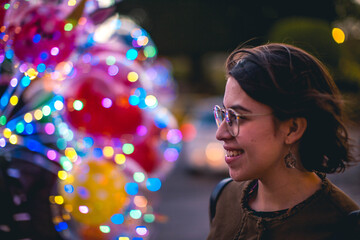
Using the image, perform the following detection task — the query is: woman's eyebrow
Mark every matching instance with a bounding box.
[222,103,252,113]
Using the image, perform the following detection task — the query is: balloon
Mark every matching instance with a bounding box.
[64,74,144,138]
[77,44,149,89]
[9,4,76,66]
[0,1,9,28]
[0,40,5,64]
[129,137,161,174]
[59,159,128,226]
[92,14,158,64]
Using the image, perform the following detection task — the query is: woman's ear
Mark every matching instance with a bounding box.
[285,117,307,144]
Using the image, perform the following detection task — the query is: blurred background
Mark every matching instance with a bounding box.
[1,0,360,240]
[113,0,360,239]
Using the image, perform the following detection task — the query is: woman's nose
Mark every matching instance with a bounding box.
[215,120,232,141]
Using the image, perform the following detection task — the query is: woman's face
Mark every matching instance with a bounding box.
[216,77,290,181]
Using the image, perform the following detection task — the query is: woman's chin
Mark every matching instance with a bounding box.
[229,169,250,182]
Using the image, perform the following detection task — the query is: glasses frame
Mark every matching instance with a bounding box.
[214,105,271,137]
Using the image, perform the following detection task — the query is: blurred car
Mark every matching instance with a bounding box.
[181,96,229,175]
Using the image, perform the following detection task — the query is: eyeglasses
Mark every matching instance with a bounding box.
[213,105,271,137]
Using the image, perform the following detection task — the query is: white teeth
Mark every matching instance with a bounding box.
[226,150,243,157]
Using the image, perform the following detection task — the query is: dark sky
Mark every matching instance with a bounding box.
[116,0,337,56]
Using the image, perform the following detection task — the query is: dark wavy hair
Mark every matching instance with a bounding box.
[226,43,354,173]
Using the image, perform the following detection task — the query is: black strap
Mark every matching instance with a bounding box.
[209,178,233,223]
[341,210,360,239]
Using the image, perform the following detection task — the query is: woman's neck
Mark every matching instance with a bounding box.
[248,170,322,212]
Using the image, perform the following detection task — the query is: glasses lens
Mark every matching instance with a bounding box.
[226,109,239,136]
[214,105,225,127]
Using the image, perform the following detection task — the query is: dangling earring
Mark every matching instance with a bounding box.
[284,147,296,168]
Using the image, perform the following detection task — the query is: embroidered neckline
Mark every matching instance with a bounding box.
[241,173,328,221]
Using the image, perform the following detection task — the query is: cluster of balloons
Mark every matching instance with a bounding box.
[0,0,181,239]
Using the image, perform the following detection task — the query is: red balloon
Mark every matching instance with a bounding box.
[0,1,9,29]
[129,138,161,173]
[10,5,76,66]
[0,0,9,56]
[65,76,143,138]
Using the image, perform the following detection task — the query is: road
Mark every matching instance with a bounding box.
[150,158,224,240]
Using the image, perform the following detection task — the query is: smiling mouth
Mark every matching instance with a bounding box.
[225,149,244,157]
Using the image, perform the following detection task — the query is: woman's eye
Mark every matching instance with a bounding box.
[229,114,237,122]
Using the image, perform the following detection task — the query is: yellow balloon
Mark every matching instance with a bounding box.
[59,159,128,225]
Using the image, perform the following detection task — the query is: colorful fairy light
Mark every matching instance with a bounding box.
[34,109,43,120]
[122,143,134,154]
[42,105,51,116]
[133,172,145,182]
[9,134,17,144]
[114,153,126,164]
[129,95,140,106]
[45,123,56,135]
[58,170,68,180]
[10,78,18,87]
[64,23,73,31]
[79,205,89,214]
[54,196,64,205]
[136,125,147,136]
[51,47,60,56]
[126,49,138,60]
[144,46,157,58]
[103,146,114,158]
[24,113,32,123]
[130,209,142,219]
[102,98,112,108]
[68,0,77,6]
[0,2,181,239]
[99,225,111,233]
[21,76,31,87]
[64,184,74,193]
[128,71,139,82]
[106,56,116,65]
[125,182,139,195]
[3,128,11,138]
[108,65,119,76]
[0,138,6,148]
[15,122,24,134]
[134,196,148,208]
[145,95,158,108]
[167,129,183,144]
[47,150,57,160]
[136,226,148,236]
[164,148,179,162]
[111,214,125,224]
[146,178,161,192]
[37,63,46,72]
[9,96,18,106]
[144,214,155,223]
[54,100,64,110]
[26,68,38,80]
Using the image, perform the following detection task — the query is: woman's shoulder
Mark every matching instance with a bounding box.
[208,179,252,240]
[218,179,252,201]
[210,178,252,217]
[323,178,360,213]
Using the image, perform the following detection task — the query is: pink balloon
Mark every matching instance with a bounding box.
[9,4,76,66]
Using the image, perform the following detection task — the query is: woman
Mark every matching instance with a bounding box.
[207,43,359,239]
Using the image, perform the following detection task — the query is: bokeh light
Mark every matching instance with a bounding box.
[332,27,345,44]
